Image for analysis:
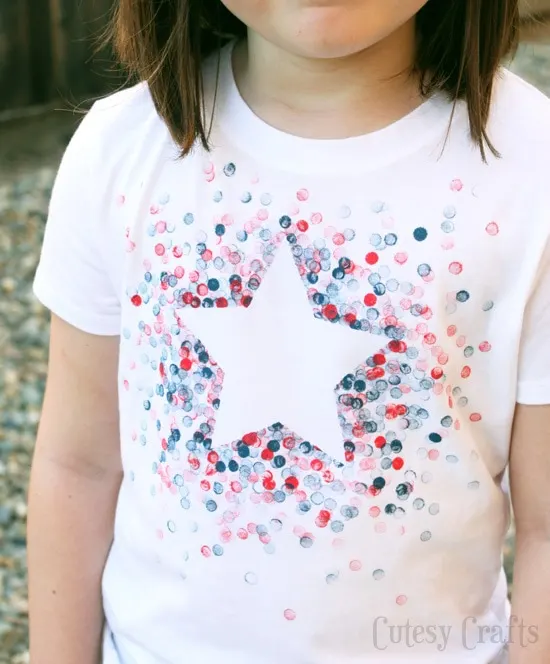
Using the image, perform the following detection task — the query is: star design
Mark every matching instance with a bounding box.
[180,244,383,462]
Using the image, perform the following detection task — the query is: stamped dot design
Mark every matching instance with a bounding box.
[121,166,495,631]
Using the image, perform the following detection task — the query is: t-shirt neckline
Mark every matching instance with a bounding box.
[213,41,455,175]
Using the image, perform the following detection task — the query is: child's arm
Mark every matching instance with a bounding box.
[27,315,122,664]
[509,403,550,663]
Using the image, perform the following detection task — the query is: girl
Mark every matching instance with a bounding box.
[28,1,550,662]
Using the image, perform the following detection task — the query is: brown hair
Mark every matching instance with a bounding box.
[111,0,519,159]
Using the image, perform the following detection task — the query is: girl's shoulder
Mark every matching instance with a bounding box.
[79,82,164,156]
[489,68,550,155]
[68,81,174,206]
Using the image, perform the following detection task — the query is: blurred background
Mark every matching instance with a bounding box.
[1,1,550,662]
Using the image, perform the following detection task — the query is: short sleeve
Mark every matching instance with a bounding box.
[33,104,121,335]
[517,240,550,404]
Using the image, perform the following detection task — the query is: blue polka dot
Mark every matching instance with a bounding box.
[273,455,286,468]
[413,227,428,241]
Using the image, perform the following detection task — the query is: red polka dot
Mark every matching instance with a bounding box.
[130,294,142,307]
[373,353,386,366]
[374,436,386,449]
[392,457,404,470]
[283,436,296,450]
[154,243,165,256]
[396,595,408,605]
[365,252,379,265]
[486,222,499,236]
[366,367,385,381]
[470,413,482,422]
[322,470,334,483]
[297,220,309,232]
[461,366,471,379]
[230,481,242,494]
[263,477,276,491]
[180,358,192,371]
[323,304,339,320]
[431,367,444,380]
[388,340,407,353]
[479,341,492,352]
[296,189,309,201]
[449,262,463,275]
[364,293,377,306]
[242,432,258,446]
[343,313,357,325]
[285,476,299,490]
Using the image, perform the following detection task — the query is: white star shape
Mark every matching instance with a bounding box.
[180,245,382,461]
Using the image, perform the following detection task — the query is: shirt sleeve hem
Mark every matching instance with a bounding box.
[33,280,121,337]
[516,381,550,405]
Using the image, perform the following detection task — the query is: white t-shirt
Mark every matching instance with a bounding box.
[34,42,550,664]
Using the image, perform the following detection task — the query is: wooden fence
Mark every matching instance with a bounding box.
[0,0,120,113]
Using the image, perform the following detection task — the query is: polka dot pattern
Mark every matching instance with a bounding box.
[120,165,497,631]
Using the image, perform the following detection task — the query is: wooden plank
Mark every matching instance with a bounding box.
[50,0,120,102]
[80,0,122,96]
[0,0,32,111]
[28,0,54,104]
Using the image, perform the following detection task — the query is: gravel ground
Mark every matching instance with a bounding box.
[1,43,549,663]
